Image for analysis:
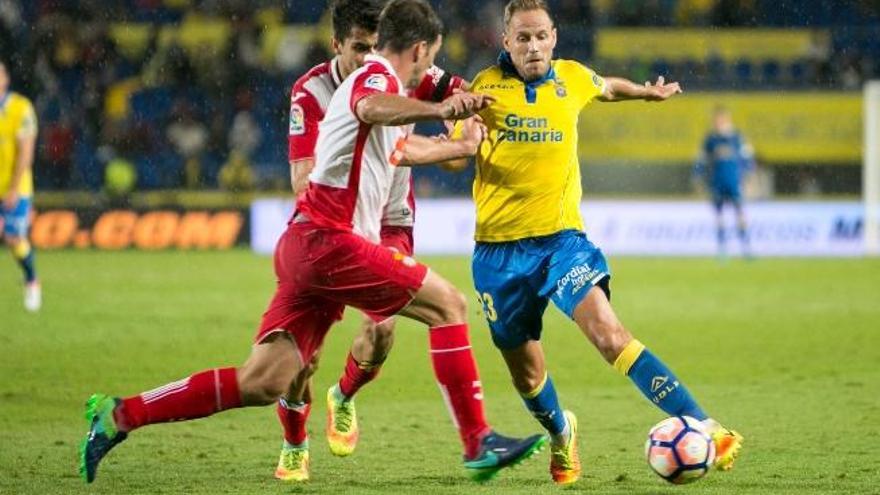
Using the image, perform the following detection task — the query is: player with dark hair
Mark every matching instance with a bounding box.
[80,0,545,484]
[279,0,470,482]
[451,0,744,485]
[0,60,40,312]
[694,105,756,259]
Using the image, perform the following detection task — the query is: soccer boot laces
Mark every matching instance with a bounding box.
[326,386,359,456]
[275,442,310,482]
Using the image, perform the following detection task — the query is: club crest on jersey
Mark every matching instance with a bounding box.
[554,81,567,98]
[364,74,389,92]
[289,103,304,135]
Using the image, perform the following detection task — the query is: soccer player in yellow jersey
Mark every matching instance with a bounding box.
[460,0,743,485]
[0,60,40,312]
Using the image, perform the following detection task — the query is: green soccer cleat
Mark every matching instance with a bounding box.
[326,385,359,456]
[464,431,548,482]
[275,442,310,482]
[550,410,580,485]
[79,394,127,483]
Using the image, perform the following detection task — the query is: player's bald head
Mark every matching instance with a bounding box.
[504,0,554,29]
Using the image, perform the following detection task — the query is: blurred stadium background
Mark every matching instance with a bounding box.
[1,0,878,253]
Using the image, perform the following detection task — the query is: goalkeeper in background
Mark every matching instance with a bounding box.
[693,105,756,259]
[0,60,40,311]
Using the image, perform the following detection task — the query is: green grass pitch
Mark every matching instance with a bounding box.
[1,250,879,494]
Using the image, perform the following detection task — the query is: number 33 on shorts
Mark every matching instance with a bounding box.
[475,291,498,322]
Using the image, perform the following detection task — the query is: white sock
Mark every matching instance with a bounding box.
[551,415,571,447]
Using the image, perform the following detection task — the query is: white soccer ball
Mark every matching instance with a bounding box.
[645,415,715,484]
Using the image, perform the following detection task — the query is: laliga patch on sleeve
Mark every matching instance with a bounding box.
[18,108,37,137]
[592,73,605,90]
[364,74,389,92]
[289,103,305,136]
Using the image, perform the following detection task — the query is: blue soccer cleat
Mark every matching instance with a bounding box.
[464,431,548,482]
[79,394,127,483]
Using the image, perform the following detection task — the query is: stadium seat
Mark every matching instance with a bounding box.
[760,60,781,87]
[733,60,753,87]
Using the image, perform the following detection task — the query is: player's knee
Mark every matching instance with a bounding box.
[438,286,468,322]
[589,316,629,363]
[247,373,292,405]
[511,370,544,395]
[301,356,320,379]
[238,354,300,404]
[366,319,395,351]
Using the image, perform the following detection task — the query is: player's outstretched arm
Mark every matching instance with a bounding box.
[398,116,487,168]
[598,76,682,103]
[356,92,494,126]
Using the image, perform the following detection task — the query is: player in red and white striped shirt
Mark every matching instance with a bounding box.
[278,0,469,482]
[79,0,547,485]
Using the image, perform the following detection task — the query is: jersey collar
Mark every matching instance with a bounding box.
[330,57,344,88]
[0,91,9,110]
[364,53,398,79]
[498,51,556,104]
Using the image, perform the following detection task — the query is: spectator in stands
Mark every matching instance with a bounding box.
[104,155,137,203]
[166,101,208,188]
[219,150,254,192]
[228,89,262,159]
[712,0,758,26]
[42,115,75,189]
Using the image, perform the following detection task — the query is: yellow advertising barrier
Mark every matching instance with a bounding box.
[28,210,245,250]
[578,92,862,164]
[596,29,828,62]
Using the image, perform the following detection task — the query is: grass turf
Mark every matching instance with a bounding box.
[1,250,879,494]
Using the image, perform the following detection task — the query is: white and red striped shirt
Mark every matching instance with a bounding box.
[288,57,464,231]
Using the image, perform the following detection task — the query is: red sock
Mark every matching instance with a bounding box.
[277,399,311,446]
[115,368,241,432]
[428,324,490,459]
[338,352,382,398]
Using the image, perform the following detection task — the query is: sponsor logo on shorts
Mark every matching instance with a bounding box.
[556,263,601,298]
[393,252,416,267]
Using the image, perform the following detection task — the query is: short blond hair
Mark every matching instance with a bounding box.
[504,0,554,27]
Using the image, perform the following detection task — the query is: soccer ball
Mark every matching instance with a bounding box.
[645,416,715,484]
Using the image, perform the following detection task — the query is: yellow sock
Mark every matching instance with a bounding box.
[12,239,31,259]
[612,339,645,375]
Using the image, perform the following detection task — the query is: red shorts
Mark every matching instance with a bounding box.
[255,224,425,363]
[379,225,414,256]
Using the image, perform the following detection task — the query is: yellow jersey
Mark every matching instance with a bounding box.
[0,92,38,196]
[466,58,605,242]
